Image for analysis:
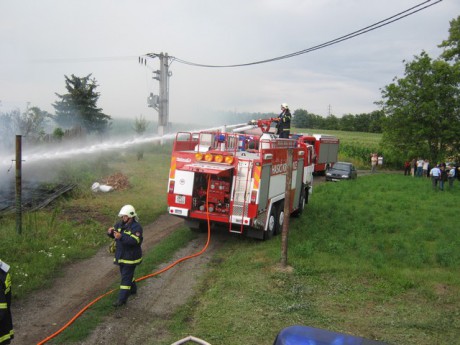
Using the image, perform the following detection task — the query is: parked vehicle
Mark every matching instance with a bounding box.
[325,162,357,181]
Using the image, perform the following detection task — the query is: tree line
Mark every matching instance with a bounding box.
[292,109,384,133]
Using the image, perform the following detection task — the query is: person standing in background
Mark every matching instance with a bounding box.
[410,158,416,177]
[429,164,441,190]
[439,163,448,191]
[404,160,411,175]
[371,153,378,173]
[448,165,456,188]
[416,158,424,177]
[422,159,429,177]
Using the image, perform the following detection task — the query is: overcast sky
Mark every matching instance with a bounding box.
[1,0,458,126]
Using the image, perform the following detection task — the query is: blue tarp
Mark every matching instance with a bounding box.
[273,325,388,345]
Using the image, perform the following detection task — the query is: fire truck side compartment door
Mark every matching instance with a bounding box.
[317,141,339,164]
[293,158,304,207]
[258,165,271,212]
[173,170,195,196]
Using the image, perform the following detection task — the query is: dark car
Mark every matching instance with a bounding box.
[325,162,357,181]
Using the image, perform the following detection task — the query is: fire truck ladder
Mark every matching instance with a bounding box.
[229,160,252,234]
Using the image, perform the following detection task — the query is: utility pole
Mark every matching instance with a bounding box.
[144,52,172,136]
[280,148,293,267]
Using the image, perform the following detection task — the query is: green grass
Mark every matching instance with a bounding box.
[161,174,460,345]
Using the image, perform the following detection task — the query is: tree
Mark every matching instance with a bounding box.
[339,114,356,131]
[133,115,150,160]
[292,109,308,128]
[53,74,111,134]
[380,51,460,163]
[133,115,150,135]
[439,16,460,62]
[0,106,51,149]
[323,114,340,130]
[367,110,385,133]
[17,106,52,142]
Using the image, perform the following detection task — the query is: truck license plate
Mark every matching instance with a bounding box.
[175,195,185,204]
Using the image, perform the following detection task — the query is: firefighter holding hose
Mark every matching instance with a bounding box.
[107,205,143,307]
[275,103,292,138]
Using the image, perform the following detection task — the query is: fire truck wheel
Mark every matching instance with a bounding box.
[293,188,306,217]
[265,208,276,240]
[276,201,285,235]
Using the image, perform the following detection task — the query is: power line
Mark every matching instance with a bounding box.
[29,56,138,64]
[166,0,442,68]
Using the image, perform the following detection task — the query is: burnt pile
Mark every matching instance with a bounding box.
[0,182,75,215]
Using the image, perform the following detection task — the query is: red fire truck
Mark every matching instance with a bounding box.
[167,120,315,240]
[294,134,340,174]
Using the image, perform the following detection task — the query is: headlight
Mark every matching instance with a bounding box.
[341,175,349,178]
[326,172,331,176]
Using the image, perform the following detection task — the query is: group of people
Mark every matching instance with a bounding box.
[429,162,457,190]
[404,158,431,177]
[404,158,458,190]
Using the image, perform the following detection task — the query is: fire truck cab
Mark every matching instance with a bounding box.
[167,127,314,240]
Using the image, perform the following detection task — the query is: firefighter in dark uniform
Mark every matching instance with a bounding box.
[107,205,143,307]
[0,259,14,344]
[275,103,292,138]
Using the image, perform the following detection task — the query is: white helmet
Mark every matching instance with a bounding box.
[118,205,137,218]
[281,103,289,109]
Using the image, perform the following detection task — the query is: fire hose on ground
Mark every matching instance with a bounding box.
[37,176,213,345]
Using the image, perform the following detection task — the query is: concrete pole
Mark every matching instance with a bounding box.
[281,148,293,267]
[16,135,22,235]
[158,52,170,137]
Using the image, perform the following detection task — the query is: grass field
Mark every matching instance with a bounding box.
[163,174,460,345]
[1,135,459,344]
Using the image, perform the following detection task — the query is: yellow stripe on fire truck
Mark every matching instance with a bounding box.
[169,157,176,179]
[253,165,261,190]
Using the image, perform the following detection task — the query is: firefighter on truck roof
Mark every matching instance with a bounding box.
[107,205,143,307]
[275,103,292,138]
[0,259,14,345]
